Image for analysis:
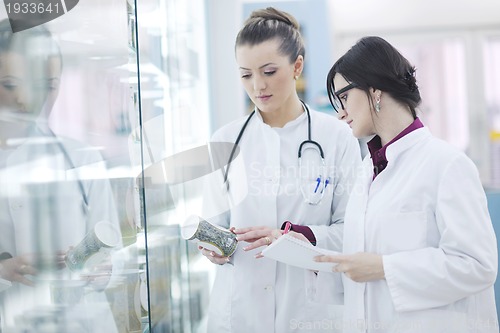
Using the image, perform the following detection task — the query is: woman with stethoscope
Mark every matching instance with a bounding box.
[199,7,361,333]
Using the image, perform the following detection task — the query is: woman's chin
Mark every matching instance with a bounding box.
[350,127,362,138]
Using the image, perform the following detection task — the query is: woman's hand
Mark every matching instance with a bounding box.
[315,252,385,282]
[198,226,235,265]
[0,256,36,286]
[81,262,113,291]
[198,246,231,265]
[233,226,283,258]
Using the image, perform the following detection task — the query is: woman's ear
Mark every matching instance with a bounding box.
[370,88,381,98]
[293,55,304,78]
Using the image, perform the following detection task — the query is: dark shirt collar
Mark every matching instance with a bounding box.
[367,117,424,178]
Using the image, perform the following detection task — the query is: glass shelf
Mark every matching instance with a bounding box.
[0,0,210,332]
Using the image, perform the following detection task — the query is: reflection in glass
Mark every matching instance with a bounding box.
[0,17,124,332]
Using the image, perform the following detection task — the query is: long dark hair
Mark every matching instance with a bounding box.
[327,36,421,118]
[235,7,305,63]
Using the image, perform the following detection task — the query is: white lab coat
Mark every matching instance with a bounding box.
[0,133,121,332]
[337,127,498,333]
[203,107,361,333]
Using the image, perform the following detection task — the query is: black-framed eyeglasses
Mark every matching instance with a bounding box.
[331,83,359,113]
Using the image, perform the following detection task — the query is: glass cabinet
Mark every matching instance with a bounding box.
[0,0,211,332]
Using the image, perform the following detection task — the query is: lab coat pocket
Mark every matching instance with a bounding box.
[305,270,343,303]
[380,211,427,254]
[297,271,344,332]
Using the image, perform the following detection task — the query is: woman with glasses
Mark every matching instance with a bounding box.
[199,7,361,333]
[315,36,498,332]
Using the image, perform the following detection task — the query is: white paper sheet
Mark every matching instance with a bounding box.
[261,234,340,272]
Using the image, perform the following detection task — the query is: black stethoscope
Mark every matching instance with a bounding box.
[223,101,330,205]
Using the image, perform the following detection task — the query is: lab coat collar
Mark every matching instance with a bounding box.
[253,107,308,130]
[385,126,431,163]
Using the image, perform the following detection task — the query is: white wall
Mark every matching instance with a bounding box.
[327,0,500,57]
[329,0,500,35]
[206,0,244,134]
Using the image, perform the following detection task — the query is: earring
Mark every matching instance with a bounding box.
[294,75,298,80]
[375,95,381,113]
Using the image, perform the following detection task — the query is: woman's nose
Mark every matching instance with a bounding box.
[253,75,266,91]
[15,85,32,112]
[337,107,347,120]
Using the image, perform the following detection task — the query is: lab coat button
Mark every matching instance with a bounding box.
[264,285,273,291]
